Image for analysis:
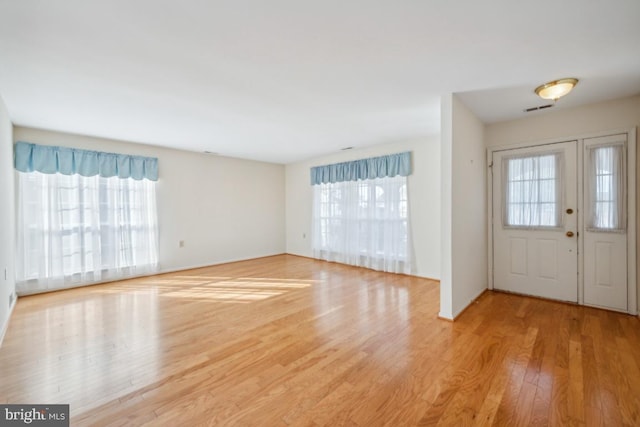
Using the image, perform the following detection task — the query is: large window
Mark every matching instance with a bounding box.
[15,142,159,295]
[587,143,626,231]
[502,152,563,228]
[312,175,411,274]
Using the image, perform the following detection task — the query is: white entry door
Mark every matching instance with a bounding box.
[583,134,628,311]
[492,141,578,302]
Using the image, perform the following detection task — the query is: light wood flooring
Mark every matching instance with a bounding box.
[1,254,640,426]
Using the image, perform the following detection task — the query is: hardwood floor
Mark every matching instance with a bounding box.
[1,255,639,426]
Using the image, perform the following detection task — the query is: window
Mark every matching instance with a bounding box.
[587,143,626,231]
[502,153,563,228]
[312,175,411,274]
[14,142,159,295]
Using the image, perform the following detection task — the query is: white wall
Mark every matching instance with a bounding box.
[285,137,441,279]
[486,94,640,311]
[485,95,640,148]
[440,94,487,319]
[14,127,286,274]
[0,95,16,342]
[440,95,454,318]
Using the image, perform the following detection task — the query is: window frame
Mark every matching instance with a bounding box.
[312,175,410,263]
[586,141,627,233]
[501,151,565,231]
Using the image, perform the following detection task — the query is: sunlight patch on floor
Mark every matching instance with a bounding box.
[159,279,316,302]
[162,287,284,302]
[85,275,321,303]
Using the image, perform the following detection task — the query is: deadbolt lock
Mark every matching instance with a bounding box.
[566,231,574,237]
[566,208,573,214]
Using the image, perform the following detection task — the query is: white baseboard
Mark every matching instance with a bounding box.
[16,253,287,297]
[0,292,17,348]
[157,252,285,275]
[451,286,488,320]
[285,252,441,282]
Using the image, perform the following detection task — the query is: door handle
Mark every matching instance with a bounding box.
[566,231,574,237]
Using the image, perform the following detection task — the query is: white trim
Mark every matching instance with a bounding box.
[489,127,636,153]
[16,253,287,297]
[486,149,494,290]
[437,311,453,321]
[627,127,637,315]
[17,269,161,296]
[583,302,630,315]
[157,253,286,275]
[451,286,486,320]
[577,139,584,306]
[0,292,17,348]
[487,127,637,314]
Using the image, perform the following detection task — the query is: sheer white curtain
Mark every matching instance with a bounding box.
[587,143,626,231]
[16,171,159,295]
[311,175,411,274]
[502,153,563,228]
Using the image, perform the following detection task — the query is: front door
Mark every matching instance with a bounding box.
[492,141,578,302]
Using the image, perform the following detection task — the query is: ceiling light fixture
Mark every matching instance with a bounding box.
[534,78,579,101]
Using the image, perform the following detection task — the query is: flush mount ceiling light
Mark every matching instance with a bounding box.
[534,78,579,101]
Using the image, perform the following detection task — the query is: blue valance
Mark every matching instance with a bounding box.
[14,141,159,181]
[310,151,411,185]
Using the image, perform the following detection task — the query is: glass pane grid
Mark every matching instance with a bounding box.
[589,145,624,231]
[312,176,409,261]
[504,153,560,228]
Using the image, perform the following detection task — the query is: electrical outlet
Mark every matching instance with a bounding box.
[302,233,306,239]
[179,240,185,248]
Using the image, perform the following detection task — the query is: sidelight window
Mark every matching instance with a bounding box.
[587,143,626,231]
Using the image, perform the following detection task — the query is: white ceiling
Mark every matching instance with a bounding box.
[0,1,639,164]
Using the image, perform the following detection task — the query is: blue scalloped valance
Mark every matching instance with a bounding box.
[310,151,411,185]
[14,141,159,181]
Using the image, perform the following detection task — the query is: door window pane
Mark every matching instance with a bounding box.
[587,143,626,231]
[502,153,562,228]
